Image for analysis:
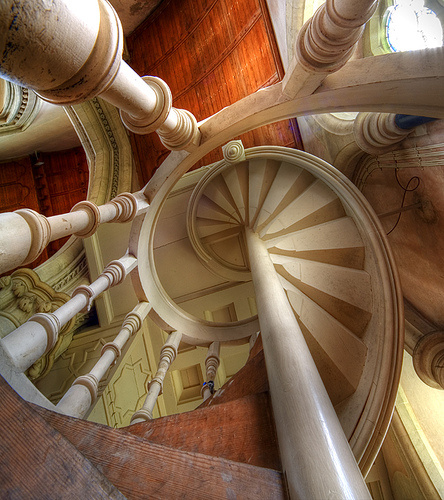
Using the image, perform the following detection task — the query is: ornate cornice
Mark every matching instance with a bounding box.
[0,79,42,135]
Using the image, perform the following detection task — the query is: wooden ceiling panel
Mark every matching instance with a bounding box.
[127,0,303,187]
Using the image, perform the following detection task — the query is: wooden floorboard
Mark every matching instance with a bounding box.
[0,375,125,500]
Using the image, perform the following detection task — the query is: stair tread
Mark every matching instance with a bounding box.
[33,398,285,500]
[127,392,281,471]
[0,375,126,500]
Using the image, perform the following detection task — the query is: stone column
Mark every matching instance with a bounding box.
[413,332,444,390]
[201,341,220,401]
[283,0,378,97]
[0,191,147,274]
[57,301,151,418]
[130,331,182,424]
[0,254,137,373]
[245,228,370,500]
[0,0,200,150]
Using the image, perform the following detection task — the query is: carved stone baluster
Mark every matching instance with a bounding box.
[0,190,148,274]
[0,254,137,373]
[0,0,200,151]
[201,341,220,401]
[283,0,378,97]
[57,301,151,418]
[130,331,182,424]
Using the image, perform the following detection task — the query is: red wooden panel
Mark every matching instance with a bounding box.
[0,156,39,213]
[127,0,303,188]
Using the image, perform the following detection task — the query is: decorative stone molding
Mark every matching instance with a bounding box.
[222,140,245,163]
[352,142,444,190]
[0,268,67,332]
[0,79,42,135]
[0,268,77,380]
[413,331,444,390]
[354,112,413,156]
[1,254,137,373]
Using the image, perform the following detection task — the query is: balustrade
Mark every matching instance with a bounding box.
[0,0,200,151]
[0,254,137,373]
[0,191,147,274]
[130,331,182,424]
[57,301,151,418]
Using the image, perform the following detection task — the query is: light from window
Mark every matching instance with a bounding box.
[386,0,443,52]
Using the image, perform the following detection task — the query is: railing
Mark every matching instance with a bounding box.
[0,1,421,498]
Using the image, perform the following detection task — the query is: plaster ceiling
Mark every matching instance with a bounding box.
[108,0,163,35]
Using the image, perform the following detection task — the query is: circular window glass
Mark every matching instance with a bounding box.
[386,0,443,52]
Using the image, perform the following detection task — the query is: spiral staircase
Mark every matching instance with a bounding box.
[130,144,403,476]
[1,144,403,498]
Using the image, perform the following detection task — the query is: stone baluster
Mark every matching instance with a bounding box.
[57,301,151,418]
[201,341,220,401]
[283,0,378,97]
[354,112,437,155]
[130,331,182,424]
[354,112,413,155]
[0,0,200,151]
[0,190,147,274]
[0,254,137,373]
[244,228,370,500]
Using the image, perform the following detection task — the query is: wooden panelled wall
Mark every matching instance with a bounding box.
[127,0,303,186]
[0,147,88,268]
